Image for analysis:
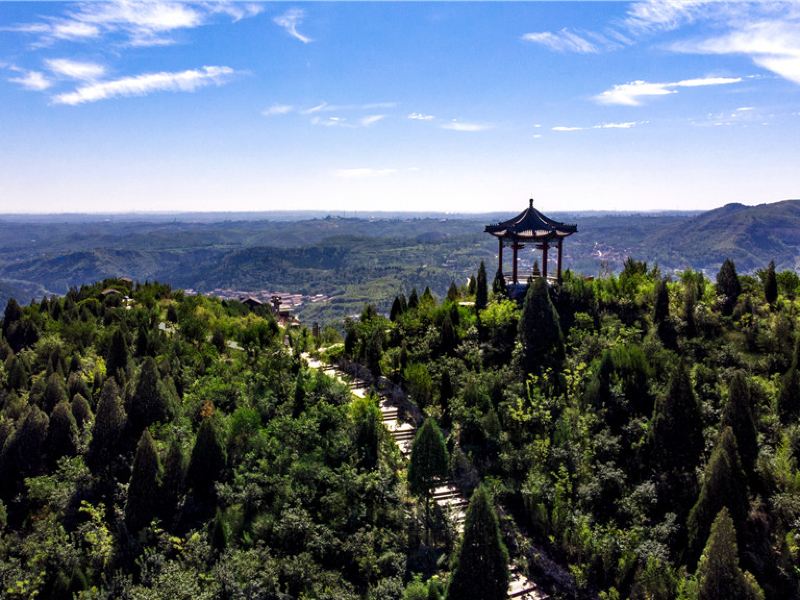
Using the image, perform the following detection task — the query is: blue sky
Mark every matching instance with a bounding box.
[1,1,799,213]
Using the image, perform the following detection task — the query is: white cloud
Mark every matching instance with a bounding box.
[45,58,105,81]
[360,114,385,127]
[532,134,543,139]
[736,106,754,112]
[408,112,435,121]
[595,76,741,106]
[333,168,397,179]
[262,104,294,116]
[440,120,491,132]
[552,126,584,132]
[521,29,600,53]
[8,68,52,91]
[274,8,312,44]
[672,20,800,84]
[593,121,641,129]
[51,65,234,106]
[622,0,713,34]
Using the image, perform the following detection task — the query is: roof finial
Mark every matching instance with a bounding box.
[529,197,534,209]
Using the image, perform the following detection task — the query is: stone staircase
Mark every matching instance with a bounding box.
[302,355,546,600]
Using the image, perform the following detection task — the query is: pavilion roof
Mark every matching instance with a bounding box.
[485,199,577,240]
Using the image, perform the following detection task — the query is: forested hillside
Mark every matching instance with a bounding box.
[1,255,800,598]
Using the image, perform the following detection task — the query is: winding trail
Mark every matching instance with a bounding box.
[303,354,546,599]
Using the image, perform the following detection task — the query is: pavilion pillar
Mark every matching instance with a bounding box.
[557,238,563,283]
[512,243,520,284]
[542,242,549,280]
[498,238,504,277]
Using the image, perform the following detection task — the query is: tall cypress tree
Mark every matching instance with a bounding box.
[475,262,488,311]
[47,401,79,464]
[687,427,749,565]
[408,418,449,538]
[440,312,457,355]
[390,296,404,322]
[408,288,420,310]
[716,258,741,316]
[653,278,670,324]
[650,363,704,477]
[127,357,173,438]
[0,406,49,490]
[106,327,130,382]
[518,277,564,375]
[778,340,800,423]
[696,508,764,600]
[125,429,162,533]
[160,436,186,524]
[293,370,306,418]
[352,396,381,470]
[87,379,127,472]
[492,269,506,298]
[446,486,509,600]
[447,281,459,303]
[764,260,778,306]
[721,373,758,475]
[186,417,227,502]
[42,372,68,413]
[71,394,93,431]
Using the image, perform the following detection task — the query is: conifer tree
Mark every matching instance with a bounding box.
[439,371,453,425]
[467,276,476,296]
[128,357,173,437]
[125,429,162,533]
[187,417,227,502]
[67,372,91,402]
[390,296,404,322]
[446,486,509,600]
[440,312,457,355]
[716,258,741,316]
[106,327,130,381]
[492,269,506,298]
[87,379,127,472]
[352,396,381,470]
[687,427,749,565]
[47,401,79,463]
[421,286,435,304]
[518,277,564,375]
[475,261,488,311]
[696,508,764,600]
[650,363,704,476]
[408,288,420,310]
[71,394,93,430]
[0,406,49,484]
[721,372,758,474]
[778,344,800,423]
[293,370,306,418]
[160,436,186,523]
[2,298,23,338]
[42,372,68,413]
[408,418,449,537]
[447,281,459,303]
[653,278,669,324]
[683,283,698,338]
[764,260,778,305]
[7,356,28,390]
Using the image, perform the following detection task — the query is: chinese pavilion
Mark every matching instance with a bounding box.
[484,198,577,289]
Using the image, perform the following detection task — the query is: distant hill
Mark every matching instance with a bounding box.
[0,200,797,319]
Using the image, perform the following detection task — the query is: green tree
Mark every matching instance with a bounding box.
[763,260,778,305]
[696,508,764,600]
[653,278,670,324]
[352,395,382,470]
[446,486,509,600]
[0,405,49,488]
[447,281,459,303]
[71,393,93,430]
[408,418,449,538]
[87,379,127,472]
[716,258,741,316]
[105,327,130,381]
[778,340,800,423]
[160,436,186,524]
[518,277,564,375]
[42,372,68,413]
[721,373,758,474]
[440,312,457,355]
[47,401,79,463]
[125,429,162,533]
[127,357,173,437]
[293,370,307,418]
[687,427,749,565]
[390,296,405,322]
[186,417,227,502]
[650,363,704,477]
[408,288,420,310]
[404,363,434,411]
[492,269,506,298]
[475,261,488,311]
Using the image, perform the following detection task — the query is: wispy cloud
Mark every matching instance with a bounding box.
[8,68,52,91]
[333,168,397,179]
[51,65,235,106]
[521,30,601,54]
[408,112,435,121]
[5,1,262,47]
[595,76,742,106]
[45,58,105,81]
[359,114,385,127]
[262,103,294,116]
[274,8,312,44]
[311,114,386,128]
[552,126,584,132]
[552,121,647,132]
[440,120,491,132]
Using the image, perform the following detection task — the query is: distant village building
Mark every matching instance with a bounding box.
[485,198,577,296]
[240,296,263,309]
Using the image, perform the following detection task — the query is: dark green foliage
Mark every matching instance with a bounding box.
[70,393,93,430]
[47,401,79,462]
[653,278,669,324]
[352,396,382,470]
[696,508,764,600]
[518,277,564,375]
[42,372,68,413]
[683,282,698,338]
[0,405,48,485]
[87,379,126,472]
[160,436,186,523]
[764,260,778,305]
[409,418,449,537]
[447,281,459,303]
[721,372,758,474]
[716,258,741,316]
[105,327,130,381]
[211,328,226,353]
[687,428,749,564]
[446,486,509,600]
[492,269,506,298]
[778,342,800,423]
[650,363,704,476]
[186,417,227,501]
[127,357,173,437]
[475,261,488,311]
[67,371,91,402]
[440,312,456,355]
[293,370,306,417]
[408,288,420,310]
[7,355,29,390]
[125,429,162,533]
[390,296,405,322]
